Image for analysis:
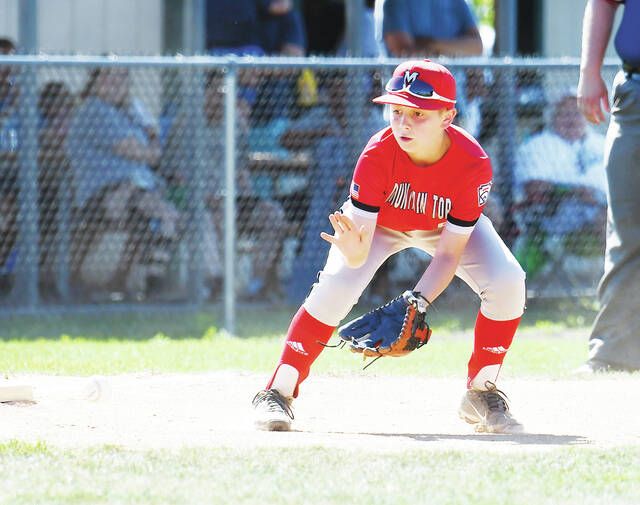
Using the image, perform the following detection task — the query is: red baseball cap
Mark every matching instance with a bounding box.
[373,59,457,110]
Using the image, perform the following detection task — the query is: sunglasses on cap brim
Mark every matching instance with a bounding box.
[385,75,456,104]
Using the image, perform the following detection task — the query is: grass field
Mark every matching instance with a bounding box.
[0,298,595,375]
[1,299,639,505]
[2,442,639,505]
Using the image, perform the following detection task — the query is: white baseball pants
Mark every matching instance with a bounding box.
[304,214,526,327]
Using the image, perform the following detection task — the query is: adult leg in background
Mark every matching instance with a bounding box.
[588,72,640,371]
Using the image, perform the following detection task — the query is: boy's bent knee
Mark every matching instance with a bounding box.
[303,271,365,326]
[482,264,526,320]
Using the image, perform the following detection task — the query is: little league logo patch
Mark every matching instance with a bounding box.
[477,182,492,206]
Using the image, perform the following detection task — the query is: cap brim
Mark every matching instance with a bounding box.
[372,93,452,110]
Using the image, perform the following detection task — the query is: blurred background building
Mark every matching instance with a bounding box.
[0,0,621,57]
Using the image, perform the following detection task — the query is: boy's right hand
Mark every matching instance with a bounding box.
[320,212,371,268]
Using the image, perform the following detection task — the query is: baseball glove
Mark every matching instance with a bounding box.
[338,290,432,358]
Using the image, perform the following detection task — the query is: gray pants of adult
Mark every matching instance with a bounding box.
[589,70,640,370]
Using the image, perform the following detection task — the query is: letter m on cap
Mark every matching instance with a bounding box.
[404,71,419,87]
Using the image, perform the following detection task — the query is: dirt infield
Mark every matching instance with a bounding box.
[1,372,638,451]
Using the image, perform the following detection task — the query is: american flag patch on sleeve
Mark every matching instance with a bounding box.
[350,182,360,199]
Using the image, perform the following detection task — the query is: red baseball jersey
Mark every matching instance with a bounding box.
[349,125,493,232]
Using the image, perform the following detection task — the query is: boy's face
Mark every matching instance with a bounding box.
[389,105,456,157]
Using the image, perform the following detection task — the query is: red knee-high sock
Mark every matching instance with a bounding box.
[266,306,335,397]
[467,311,521,388]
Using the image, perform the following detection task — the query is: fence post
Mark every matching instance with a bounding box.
[344,0,364,57]
[494,1,518,247]
[11,1,40,308]
[186,66,208,304]
[495,0,518,57]
[182,0,206,54]
[223,64,237,335]
[11,69,39,308]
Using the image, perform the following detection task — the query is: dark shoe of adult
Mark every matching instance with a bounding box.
[574,359,636,374]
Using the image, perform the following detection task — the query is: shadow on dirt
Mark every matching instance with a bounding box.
[329,431,590,446]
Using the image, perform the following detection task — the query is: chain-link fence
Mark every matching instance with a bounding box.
[0,56,619,328]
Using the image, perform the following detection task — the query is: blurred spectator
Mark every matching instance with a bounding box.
[251,2,308,126]
[66,66,180,301]
[39,81,75,140]
[162,71,289,300]
[301,0,379,57]
[206,0,267,56]
[205,72,288,300]
[260,0,306,56]
[302,0,345,55]
[513,91,607,279]
[335,0,381,58]
[281,70,386,303]
[515,69,547,137]
[206,0,305,56]
[479,69,548,187]
[205,0,269,115]
[457,69,487,139]
[37,81,76,298]
[0,37,18,290]
[375,0,483,57]
[0,37,17,119]
[455,69,504,232]
[0,37,18,121]
[205,0,307,128]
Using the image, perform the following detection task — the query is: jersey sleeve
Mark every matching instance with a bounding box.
[349,133,389,216]
[446,158,493,234]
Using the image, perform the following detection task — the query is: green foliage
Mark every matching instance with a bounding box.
[469,0,495,26]
[0,440,50,456]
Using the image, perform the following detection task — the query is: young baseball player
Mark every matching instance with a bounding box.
[252,59,526,434]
